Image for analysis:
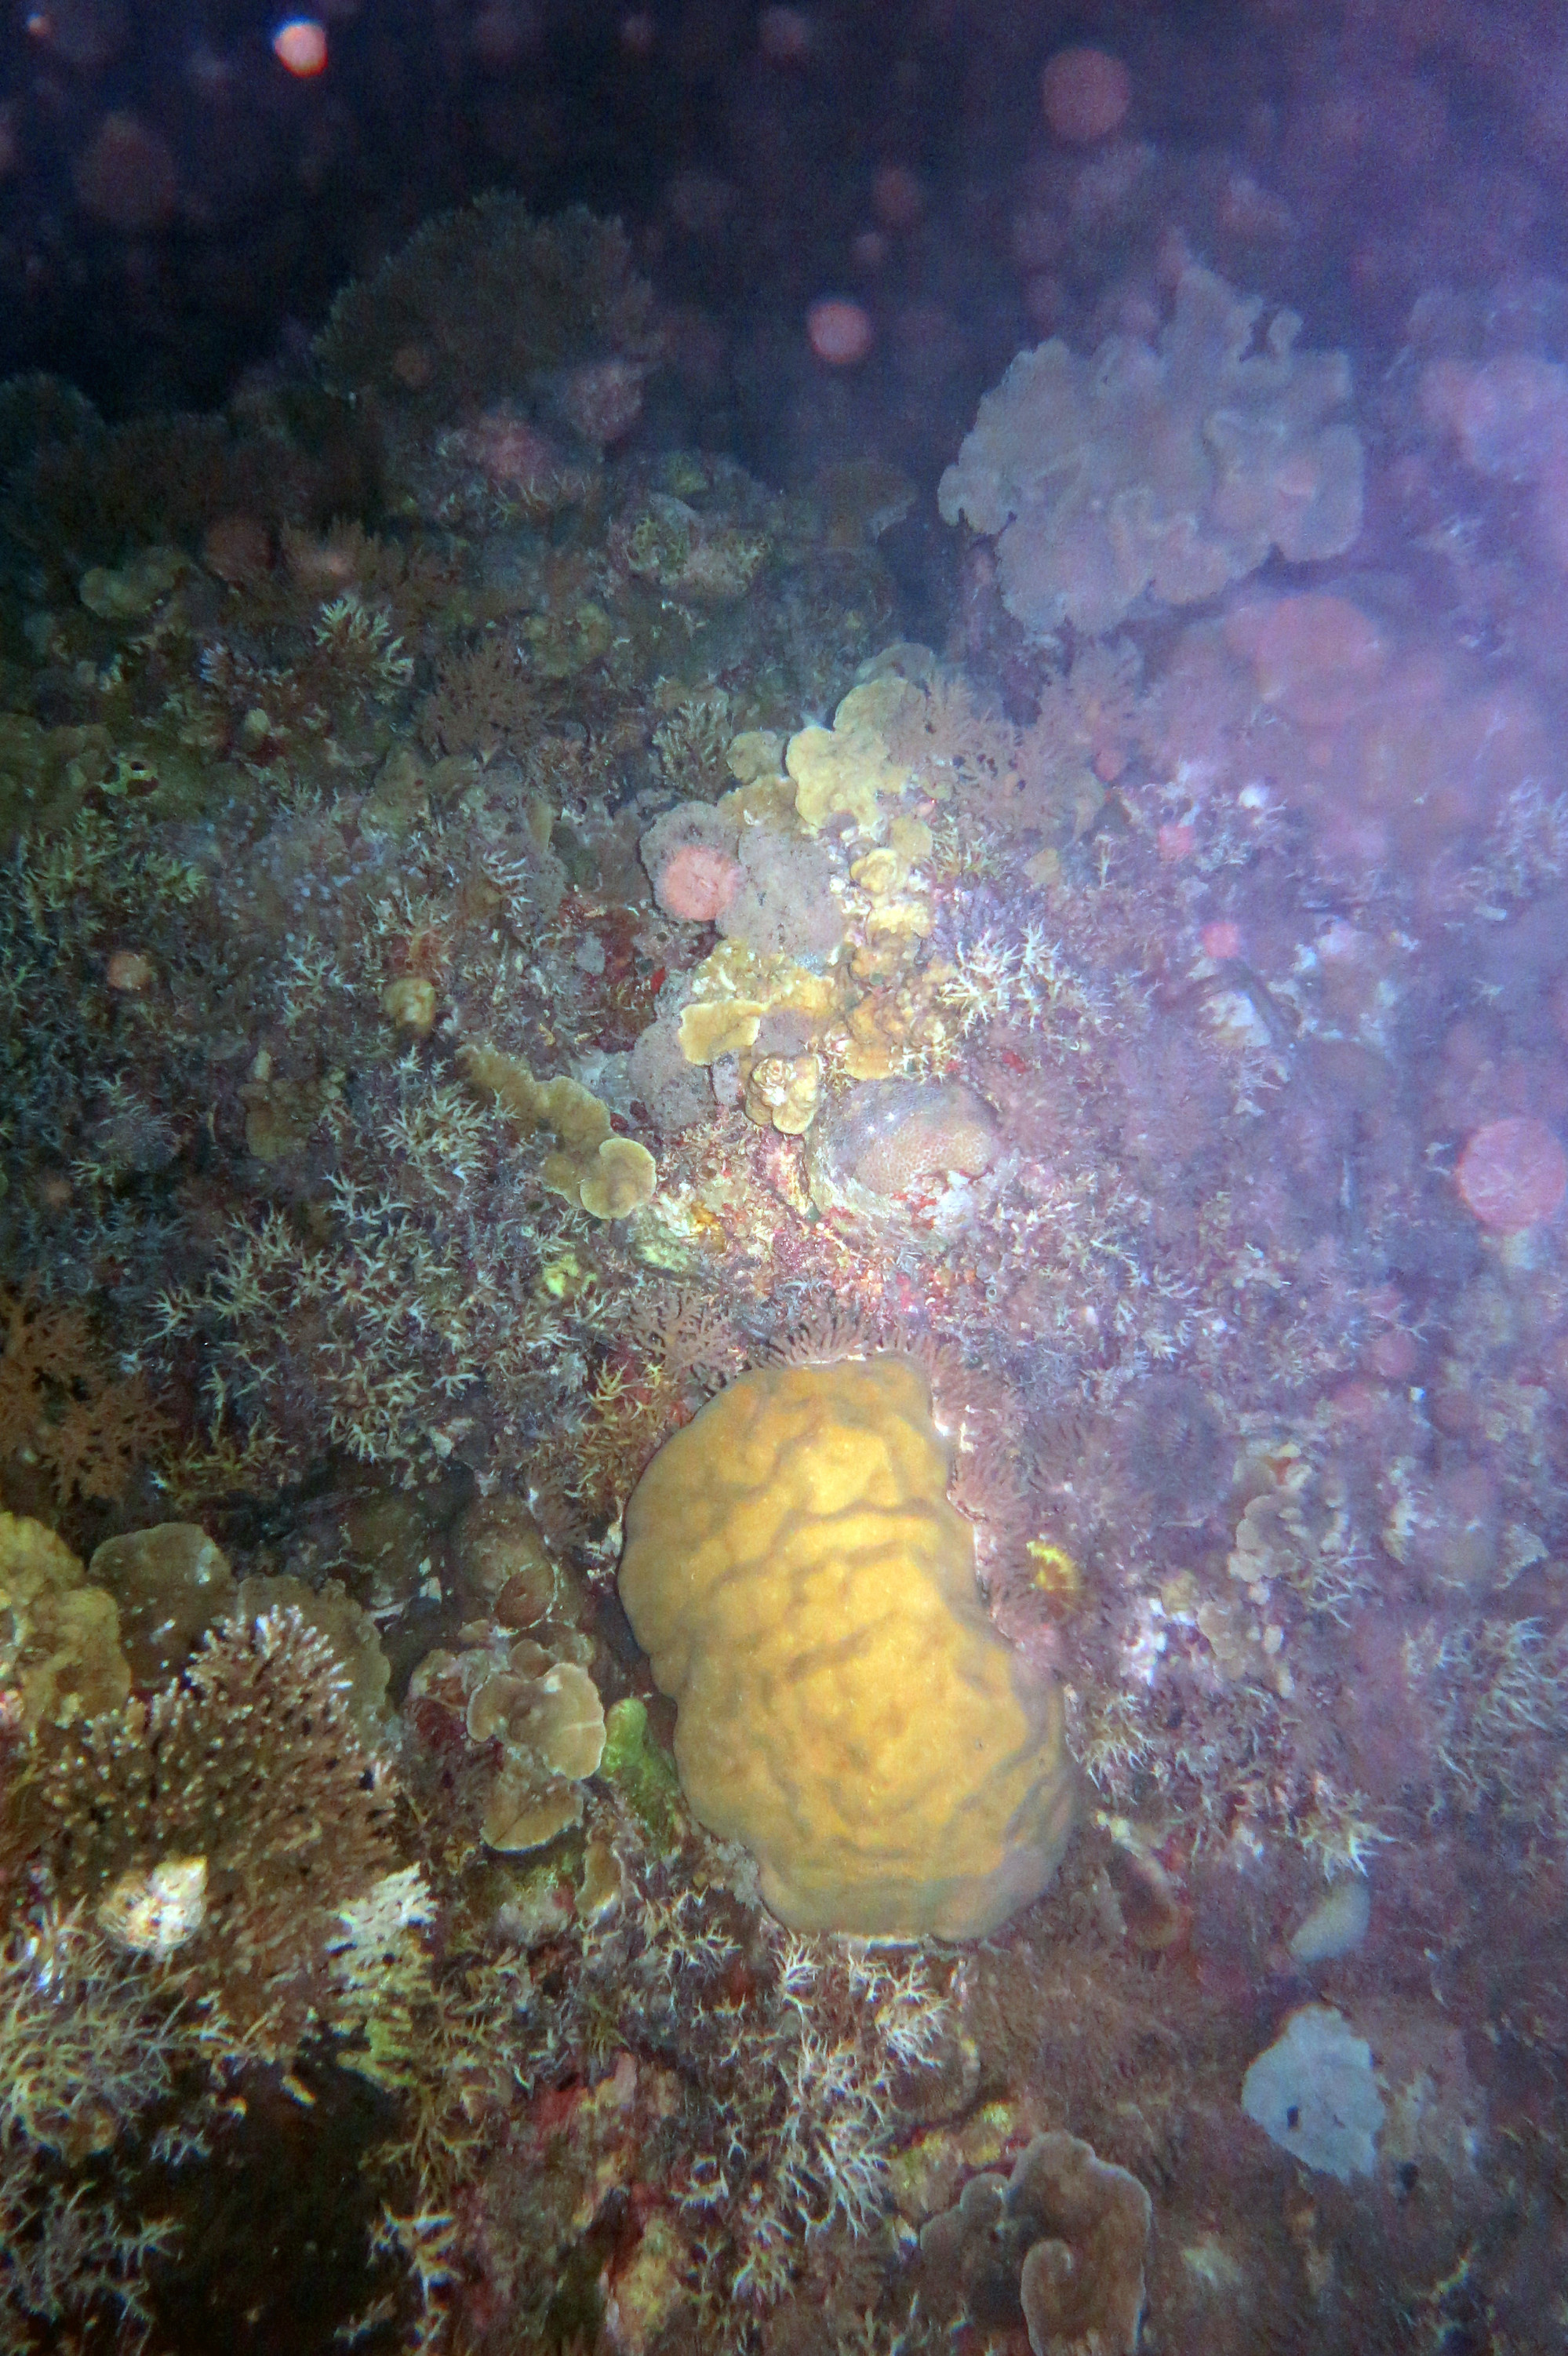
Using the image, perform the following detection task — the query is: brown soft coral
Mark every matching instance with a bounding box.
[315,197,660,428]
[919,2129,1153,2355]
[0,1282,173,1508]
[409,1626,606,1856]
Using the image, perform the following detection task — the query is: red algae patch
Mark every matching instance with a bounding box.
[1455,1116,1568,1233]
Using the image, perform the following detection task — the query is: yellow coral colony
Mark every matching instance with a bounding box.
[618,1356,1073,1938]
[460,1043,656,1219]
[0,1511,130,1729]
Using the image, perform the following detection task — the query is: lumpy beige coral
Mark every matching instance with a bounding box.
[618,1356,1073,1937]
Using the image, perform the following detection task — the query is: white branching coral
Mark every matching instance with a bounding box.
[0,1910,182,2162]
[763,1935,952,2244]
[933,926,1104,1037]
[0,1909,186,2346]
[311,595,415,688]
[1416,1616,1568,1834]
[580,1881,956,2314]
[150,1065,580,1473]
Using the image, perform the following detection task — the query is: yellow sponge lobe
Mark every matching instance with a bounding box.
[618,1356,1073,1938]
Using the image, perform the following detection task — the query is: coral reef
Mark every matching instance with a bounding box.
[5,159,1568,2356]
[408,1568,607,1856]
[641,802,744,922]
[618,1352,1073,1936]
[641,788,846,963]
[85,1520,235,1684]
[0,395,375,603]
[0,1283,173,1509]
[147,1062,588,1484]
[444,1857,961,2340]
[939,264,1364,636]
[460,1041,658,1220]
[808,1076,999,1207]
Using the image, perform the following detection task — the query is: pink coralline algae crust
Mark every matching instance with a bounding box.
[655,843,743,923]
[639,803,744,923]
[639,800,841,956]
[1455,1116,1568,1233]
[938,264,1364,637]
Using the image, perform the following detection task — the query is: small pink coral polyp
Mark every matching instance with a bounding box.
[654,843,742,923]
[1456,1116,1568,1233]
[558,356,646,446]
[449,407,563,493]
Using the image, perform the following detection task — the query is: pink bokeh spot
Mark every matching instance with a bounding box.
[806,297,875,366]
[1040,46,1132,144]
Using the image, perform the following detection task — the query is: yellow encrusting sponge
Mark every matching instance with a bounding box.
[618,1355,1074,1938]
